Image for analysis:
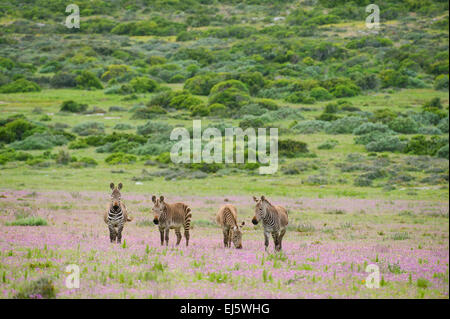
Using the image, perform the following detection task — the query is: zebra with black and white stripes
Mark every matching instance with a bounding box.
[252,196,288,252]
[216,204,245,249]
[151,195,192,247]
[104,182,133,243]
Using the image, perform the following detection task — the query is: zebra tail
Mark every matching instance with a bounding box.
[184,206,192,230]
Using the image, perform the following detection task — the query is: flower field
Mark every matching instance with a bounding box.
[0,189,448,298]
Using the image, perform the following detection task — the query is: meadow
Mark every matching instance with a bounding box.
[0,0,449,299]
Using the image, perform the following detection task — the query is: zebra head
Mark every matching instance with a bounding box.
[252,195,268,225]
[110,182,123,210]
[231,221,245,249]
[151,195,166,225]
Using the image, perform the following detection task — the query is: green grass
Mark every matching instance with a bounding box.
[6,216,48,226]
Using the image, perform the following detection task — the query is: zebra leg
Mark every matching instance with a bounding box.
[108,225,117,243]
[222,228,229,248]
[159,228,164,246]
[277,229,286,251]
[264,231,270,251]
[164,228,170,246]
[228,229,232,248]
[272,232,280,251]
[175,228,182,246]
[184,229,190,247]
[117,224,124,244]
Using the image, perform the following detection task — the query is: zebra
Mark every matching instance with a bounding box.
[151,195,192,247]
[103,182,133,244]
[252,196,288,252]
[216,204,245,249]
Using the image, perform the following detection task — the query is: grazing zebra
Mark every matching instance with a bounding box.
[103,182,133,244]
[252,196,288,252]
[216,204,245,249]
[151,195,192,247]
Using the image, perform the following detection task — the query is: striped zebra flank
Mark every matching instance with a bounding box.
[104,182,132,244]
[151,195,192,247]
[216,204,244,249]
[252,195,288,252]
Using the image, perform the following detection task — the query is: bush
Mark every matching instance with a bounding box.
[137,121,173,136]
[0,79,41,93]
[132,105,167,119]
[68,139,89,149]
[292,120,330,134]
[365,135,406,152]
[405,135,448,156]
[437,117,449,133]
[129,77,159,93]
[105,152,137,165]
[72,122,105,136]
[354,176,372,187]
[325,116,366,134]
[210,80,249,95]
[310,87,333,101]
[353,122,391,135]
[318,139,339,150]
[434,74,449,90]
[10,133,68,150]
[279,139,308,157]
[239,116,265,130]
[388,117,419,134]
[208,88,251,110]
[0,118,36,143]
[190,104,210,117]
[60,100,88,113]
[184,73,228,95]
[208,103,228,117]
[332,84,360,98]
[50,72,77,88]
[114,123,134,130]
[75,71,103,90]
[436,144,449,159]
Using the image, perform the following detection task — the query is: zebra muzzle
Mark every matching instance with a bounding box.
[252,218,258,225]
[153,218,159,225]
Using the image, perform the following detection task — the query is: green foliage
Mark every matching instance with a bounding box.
[111,18,186,36]
[72,122,105,136]
[105,152,137,165]
[0,79,40,93]
[60,100,88,113]
[7,216,47,226]
[434,74,449,90]
[404,135,448,157]
[325,116,366,134]
[388,117,419,134]
[10,133,68,150]
[75,71,103,90]
[137,121,173,136]
[279,139,308,157]
[129,77,159,93]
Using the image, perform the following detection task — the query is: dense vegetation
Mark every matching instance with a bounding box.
[0,0,448,196]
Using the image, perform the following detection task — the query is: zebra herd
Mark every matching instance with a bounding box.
[104,182,289,251]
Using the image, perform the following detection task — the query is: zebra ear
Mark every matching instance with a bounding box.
[152,195,156,203]
[118,183,123,190]
[160,195,164,202]
[110,182,115,190]
[252,196,258,202]
[241,221,245,226]
[261,195,266,201]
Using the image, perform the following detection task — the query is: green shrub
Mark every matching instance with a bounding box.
[0,119,36,143]
[137,121,173,136]
[60,100,88,113]
[434,74,449,90]
[210,80,249,95]
[405,135,448,156]
[388,117,419,134]
[325,116,366,134]
[239,116,265,130]
[208,103,228,117]
[279,139,308,157]
[132,105,167,119]
[437,117,449,133]
[7,216,47,226]
[105,152,137,165]
[353,122,391,135]
[114,123,134,130]
[0,79,41,93]
[318,140,339,150]
[332,84,360,98]
[10,133,68,150]
[365,135,406,152]
[184,73,229,95]
[310,87,333,101]
[208,88,251,110]
[68,139,89,149]
[75,71,103,90]
[72,122,105,136]
[129,77,159,93]
[190,104,210,117]
[292,120,330,134]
